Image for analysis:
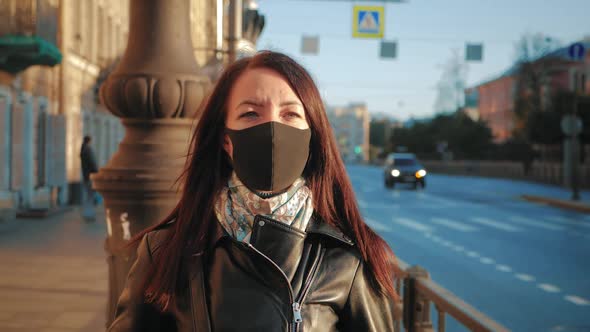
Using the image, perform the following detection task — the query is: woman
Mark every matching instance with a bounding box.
[108,51,398,332]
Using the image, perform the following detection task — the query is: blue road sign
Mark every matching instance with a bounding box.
[352,6,384,38]
[568,43,586,61]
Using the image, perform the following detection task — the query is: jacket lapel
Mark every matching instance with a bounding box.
[305,216,355,246]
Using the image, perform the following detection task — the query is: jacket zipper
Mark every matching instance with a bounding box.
[292,243,325,332]
[244,243,296,331]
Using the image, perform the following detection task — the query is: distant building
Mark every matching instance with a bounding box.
[327,103,370,163]
[466,40,590,143]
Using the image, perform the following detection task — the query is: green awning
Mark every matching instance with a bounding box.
[0,35,62,74]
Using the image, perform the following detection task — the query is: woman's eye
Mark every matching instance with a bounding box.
[239,111,258,119]
[284,112,302,119]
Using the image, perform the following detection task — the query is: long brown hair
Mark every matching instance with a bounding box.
[133,51,399,309]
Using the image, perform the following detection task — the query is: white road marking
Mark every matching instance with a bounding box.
[393,217,433,232]
[509,216,564,231]
[546,216,590,229]
[564,295,590,306]
[466,251,480,258]
[361,186,376,193]
[515,274,535,282]
[364,218,392,232]
[424,233,433,238]
[419,193,458,206]
[357,200,399,210]
[431,218,478,232]
[496,265,512,272]
[471,217,521,232]
[452,245,465,252]
[441,240,453,247]
[538,283,561,293]
[479,257,494,264]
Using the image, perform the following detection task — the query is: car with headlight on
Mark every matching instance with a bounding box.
[383,153,427,189]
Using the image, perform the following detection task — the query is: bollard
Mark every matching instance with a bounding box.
[403,265,434,332]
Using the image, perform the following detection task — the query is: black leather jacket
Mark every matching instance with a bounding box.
[108,215,396,331]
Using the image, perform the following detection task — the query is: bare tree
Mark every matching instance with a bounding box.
[512,32,561,138]
[434,49,469,113]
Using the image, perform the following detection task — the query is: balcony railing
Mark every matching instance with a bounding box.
[394,258,510,332]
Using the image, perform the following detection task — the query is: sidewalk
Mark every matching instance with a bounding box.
[0,207,109,332]
[521,194,590,214]
[520,183,590,214]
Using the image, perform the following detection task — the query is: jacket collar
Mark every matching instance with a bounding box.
[208,214,354,248]
[305,216,354,246]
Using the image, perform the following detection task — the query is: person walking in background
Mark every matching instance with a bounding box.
[80,135,98,221]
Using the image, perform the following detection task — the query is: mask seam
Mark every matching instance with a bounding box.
[271,121,275,190]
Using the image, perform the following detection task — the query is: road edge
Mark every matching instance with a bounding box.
[521,195,590,214]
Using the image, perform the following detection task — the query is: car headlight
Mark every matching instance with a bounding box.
[391,169,400,177]
[416,169,427,178]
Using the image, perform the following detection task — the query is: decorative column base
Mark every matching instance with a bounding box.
[92,118,194,322]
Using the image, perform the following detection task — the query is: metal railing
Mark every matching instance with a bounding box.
[393,259,510,332]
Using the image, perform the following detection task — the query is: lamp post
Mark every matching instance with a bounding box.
[92,0,210,324]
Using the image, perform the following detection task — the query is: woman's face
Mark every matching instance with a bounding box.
[224,68,309,157]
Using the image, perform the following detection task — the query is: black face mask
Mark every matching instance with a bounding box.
[226,121,312,192]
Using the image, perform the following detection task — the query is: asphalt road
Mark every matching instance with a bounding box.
[348,164,590,332]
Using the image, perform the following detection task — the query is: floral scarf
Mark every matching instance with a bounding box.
[214,172,314,243]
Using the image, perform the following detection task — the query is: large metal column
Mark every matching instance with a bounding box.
[92,0,209,324]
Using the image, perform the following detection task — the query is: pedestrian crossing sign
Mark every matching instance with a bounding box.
[352,5,384,39]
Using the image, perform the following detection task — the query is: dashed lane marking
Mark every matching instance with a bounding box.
[417,192,458,207]
[452,245,465,252]
[515,274,535,282]
[393,217,433,232]
[479,257,494,264]
[546,216,590,229]
[431,217,478,232]
[509,216,564,231]
[471,217,521,232]
[538,283,561,293]
[419,227,586,307]
[364,218,392,232]
[564,295,590,306]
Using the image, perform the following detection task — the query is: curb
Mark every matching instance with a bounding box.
[16,206,74,219]
[521,195,590,214]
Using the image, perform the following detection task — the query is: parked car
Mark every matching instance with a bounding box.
[383,153,427,189]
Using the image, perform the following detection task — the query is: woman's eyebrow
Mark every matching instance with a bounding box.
[280,101,303,107]
[236,99,263,108]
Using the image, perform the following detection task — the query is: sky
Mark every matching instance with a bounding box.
[256,0,590,121]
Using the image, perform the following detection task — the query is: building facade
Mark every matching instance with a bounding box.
[467,40,590,143]
[327,103,370,163]
[0,0,259,216]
